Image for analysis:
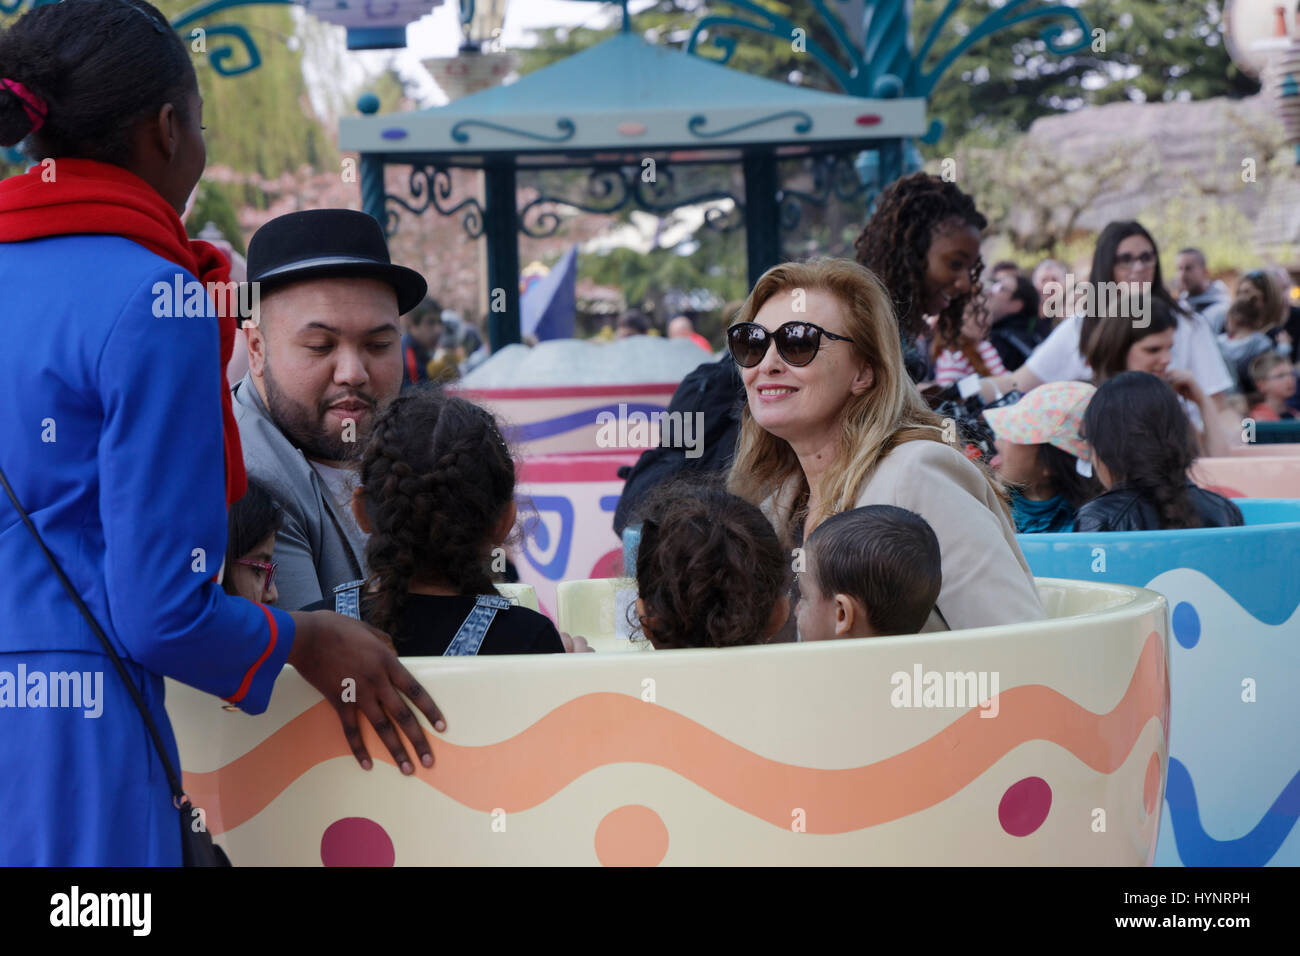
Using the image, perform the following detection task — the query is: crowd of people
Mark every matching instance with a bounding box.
[0,0,1293,865]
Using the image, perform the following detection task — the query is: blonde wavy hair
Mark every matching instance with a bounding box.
[726,258,1005,540]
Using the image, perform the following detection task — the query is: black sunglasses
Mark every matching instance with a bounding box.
[727,321,855,368]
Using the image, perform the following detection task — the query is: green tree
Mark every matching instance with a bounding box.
[0,1,337,199]
[166,0,337,205]
[521,2,1257,156]
[185,179,246,252]
[916,0,1257,155]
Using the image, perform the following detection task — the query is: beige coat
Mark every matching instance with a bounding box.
[766,439,1044,632]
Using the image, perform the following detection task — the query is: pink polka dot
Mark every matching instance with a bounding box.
[595,805,669,866]
[1144,753,1162,816]
[321,817,395,867]
[998,777,1052,837]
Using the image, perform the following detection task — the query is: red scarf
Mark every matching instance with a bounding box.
[0,159,246,505]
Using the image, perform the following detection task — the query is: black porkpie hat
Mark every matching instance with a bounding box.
[245,208,427,314]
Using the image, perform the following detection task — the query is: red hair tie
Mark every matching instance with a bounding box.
[0,78,48,134]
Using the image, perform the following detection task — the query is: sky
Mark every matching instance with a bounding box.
[337,0,659,109]
[409,0,661,58]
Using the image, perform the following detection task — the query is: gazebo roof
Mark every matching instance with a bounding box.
[340,31,927,161]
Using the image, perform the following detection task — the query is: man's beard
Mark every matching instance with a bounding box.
[262,358,376,463]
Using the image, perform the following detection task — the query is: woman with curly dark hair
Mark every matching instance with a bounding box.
[309,388,582,655]
[633,478,790,649]
[853,171,988,382]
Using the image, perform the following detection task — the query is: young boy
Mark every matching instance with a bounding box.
[1248,351,1298,421]
[795,505,942,641]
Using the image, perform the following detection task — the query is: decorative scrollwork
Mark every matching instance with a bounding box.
[519,167,632,238]
[450,117,576,145]
[686,1,862,95]
[910,0,1091,99]
[518,163,746,239]
[384,165,485,239]
[685,0,1093,109]
[170,0,294,77]
[778,152,870,233]
[688,110,813,140]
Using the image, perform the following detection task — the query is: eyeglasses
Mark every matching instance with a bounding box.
[1115,251,1156,268]
[727,321,855,368]
[235,558,277,601]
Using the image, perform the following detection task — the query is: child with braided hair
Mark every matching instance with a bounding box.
[306,388,582,655]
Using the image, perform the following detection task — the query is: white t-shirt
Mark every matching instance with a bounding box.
[310,460,370,552]
[1023,312,1233,429]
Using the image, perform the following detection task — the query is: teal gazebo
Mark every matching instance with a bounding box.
[339,0,1094,350]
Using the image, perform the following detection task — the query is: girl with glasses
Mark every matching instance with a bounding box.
[726,258,1043,633]
[222,480,282,605]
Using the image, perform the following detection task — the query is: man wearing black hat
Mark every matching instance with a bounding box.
[233,209,428,611]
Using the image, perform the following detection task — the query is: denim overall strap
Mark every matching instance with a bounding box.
[443,594,514,657]
[332,578,366,620]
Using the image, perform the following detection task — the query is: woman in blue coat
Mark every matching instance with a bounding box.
[0,0,446,865]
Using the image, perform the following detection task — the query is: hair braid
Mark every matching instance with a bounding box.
[360,388,516,643]
[1146,479,1203,531]
[363,408,425,639]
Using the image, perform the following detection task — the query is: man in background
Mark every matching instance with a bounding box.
[668,313,713,352]
[400,297,442,390]
[1176,248,1229,327]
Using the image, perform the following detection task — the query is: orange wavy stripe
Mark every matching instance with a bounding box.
[186,631,1166,836]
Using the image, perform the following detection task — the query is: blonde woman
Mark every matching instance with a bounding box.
[726,259,1044,632]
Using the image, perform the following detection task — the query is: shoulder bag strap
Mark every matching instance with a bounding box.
[0,461,187,803]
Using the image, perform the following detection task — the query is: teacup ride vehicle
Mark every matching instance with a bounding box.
[1018,499,1300,866]
[166,578,1169,866]
[1193,447,1300,499]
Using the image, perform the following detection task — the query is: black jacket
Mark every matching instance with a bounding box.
[612,355,746,536]
[1074,484,1244,533]
[988,309,1046,373]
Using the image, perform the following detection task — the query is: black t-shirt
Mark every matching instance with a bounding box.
[303,593,565,656]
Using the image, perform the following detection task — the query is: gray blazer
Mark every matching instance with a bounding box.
[232,374,366,611]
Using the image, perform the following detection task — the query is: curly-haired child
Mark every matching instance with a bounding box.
[633,479,790,649]
[305,388,584,655]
